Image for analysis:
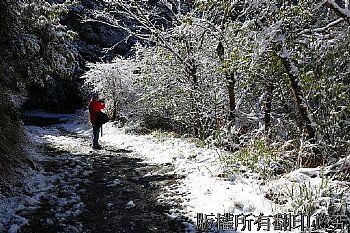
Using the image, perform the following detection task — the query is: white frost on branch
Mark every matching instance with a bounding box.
[325,0,350,17]
[299,18,344,35]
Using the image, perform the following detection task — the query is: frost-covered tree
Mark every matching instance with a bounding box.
[83,56,140,120]
[81,0,350,165]
[0,0,80,187]
[1,0,79,93]
[215,0,350,163]
[94,0,228,137]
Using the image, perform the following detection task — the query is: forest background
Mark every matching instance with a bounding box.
[0,0,349,200]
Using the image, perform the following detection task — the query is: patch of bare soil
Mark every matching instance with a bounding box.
[78,150,188,233]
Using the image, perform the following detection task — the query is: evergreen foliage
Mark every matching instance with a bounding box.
[0,0,79,190]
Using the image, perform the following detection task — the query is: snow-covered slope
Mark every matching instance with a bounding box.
[1,111,349,233]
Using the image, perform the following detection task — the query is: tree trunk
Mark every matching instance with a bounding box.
[111,90,118,120]
[280,56,316,142]
[217,41,236,122]
[226,71,236,121]
[112,99,117,120]
[264,83,273,137]
[186,58,201,137]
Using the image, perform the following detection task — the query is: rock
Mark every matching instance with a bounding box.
[125,200,136,209]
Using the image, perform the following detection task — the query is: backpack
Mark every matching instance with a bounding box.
[95,111,109,127]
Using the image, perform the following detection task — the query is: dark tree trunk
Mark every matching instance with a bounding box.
[186,59,198,85]
[112,99,117,120]
[227,71,236,121]
[280,56,316,142]
[111,90,118,120]
[264,83,273,137]
[217,41,236,122]
[186,58,200,137]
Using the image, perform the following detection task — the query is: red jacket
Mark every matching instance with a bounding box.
[89,99,105,124]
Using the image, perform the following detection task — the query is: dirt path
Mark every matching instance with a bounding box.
[18,123,190,233]
[78,151,186,233]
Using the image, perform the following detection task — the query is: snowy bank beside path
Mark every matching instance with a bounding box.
[0,112,92,233]
[100,123,274,217]
[62,115,277,232]
[63,114,350,233]
[2,111,348,233]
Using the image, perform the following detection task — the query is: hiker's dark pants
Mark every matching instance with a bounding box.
[92,125,101,146]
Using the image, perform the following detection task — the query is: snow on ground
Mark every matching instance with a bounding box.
[59,112,313,232]
[0,114,91,233]
[63,112,348,233]
[0,160,88,233]
[59,112,276,225]
[1,111,349,233]
[98,123,275,224]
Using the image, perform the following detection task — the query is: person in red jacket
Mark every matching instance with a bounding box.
[89,92,105,149]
